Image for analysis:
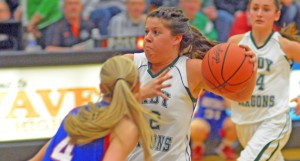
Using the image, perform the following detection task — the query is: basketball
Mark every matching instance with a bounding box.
[201,43,254,94]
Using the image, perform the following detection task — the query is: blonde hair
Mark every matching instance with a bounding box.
[64,56,157,161]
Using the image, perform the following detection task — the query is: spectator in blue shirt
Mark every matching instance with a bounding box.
[277,0,300,35]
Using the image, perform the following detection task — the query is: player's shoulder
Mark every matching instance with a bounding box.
[123,54,134,60]
[227,34,245,44]
[279,36,300,59]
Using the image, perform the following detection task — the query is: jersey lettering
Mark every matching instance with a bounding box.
[137,134,173,152]
[238,95,275,108]
[51,137,74,161]
[143,90,171,108]
[257,57,273,72]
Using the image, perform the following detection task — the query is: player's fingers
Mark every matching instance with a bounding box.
[239,44,251,51]
[245,51,257,71]
[159,92,170,100]
[158,68,171,79]
[160,83,171,89]
[157,75,173,84]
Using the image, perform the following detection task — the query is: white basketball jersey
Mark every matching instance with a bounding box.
[231,31,293,124]
[128,53,196,161]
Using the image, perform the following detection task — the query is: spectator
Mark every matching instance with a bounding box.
[84,0,125,35]
[15,0,63,49]
[45,0,94,51]
[201,0,248,42]
[0,1,11,22]
[108,0,146,37]
[82,0,125,19]
[179,0,218,41]
[201,0,217,21]
[0,1,19,51]
[162,0,179,7]
[5,0,18,17]
[277,0,300,34]
[229,11,252,37]
[148,0,163,13]
[89,6,122,36]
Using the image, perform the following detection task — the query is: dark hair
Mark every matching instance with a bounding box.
[147,7,216,59]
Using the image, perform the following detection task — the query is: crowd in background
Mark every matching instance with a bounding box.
[0,0,300,52]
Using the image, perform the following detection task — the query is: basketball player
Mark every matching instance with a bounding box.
[228,0,300,160]
[191,91,237,161]
[126,7,257,161]
[30,56,161,161]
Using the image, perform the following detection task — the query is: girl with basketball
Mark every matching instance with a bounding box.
[126,7,257,161]
[227,0,300,160]
[30,56,161,161]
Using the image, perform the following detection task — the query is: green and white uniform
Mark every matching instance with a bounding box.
[231,31,292,161]
[128,53,196,161]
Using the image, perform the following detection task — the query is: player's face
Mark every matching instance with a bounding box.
[144,17,181,63]
[248,0,280,29]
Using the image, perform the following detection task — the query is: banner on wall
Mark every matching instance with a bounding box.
[0,64,101,142]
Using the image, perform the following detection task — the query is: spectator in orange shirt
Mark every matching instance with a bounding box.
[45,0,94,51]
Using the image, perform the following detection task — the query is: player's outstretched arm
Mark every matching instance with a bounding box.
[28,140,51,161]
[280,37,300,64]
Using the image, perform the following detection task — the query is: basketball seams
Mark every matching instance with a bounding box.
[222,53,246,84]
[202,43,253,94]
[207,48,222,87]
[221,43,232,82]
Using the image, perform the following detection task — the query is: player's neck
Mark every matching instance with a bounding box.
[150,54,178,74]
[251,29,273,47]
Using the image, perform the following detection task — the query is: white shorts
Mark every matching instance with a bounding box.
[236,112,291,161]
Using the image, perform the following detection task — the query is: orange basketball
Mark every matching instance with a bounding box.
[201,43,254,94]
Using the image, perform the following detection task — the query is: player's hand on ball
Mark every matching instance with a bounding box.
[239,44,257,72]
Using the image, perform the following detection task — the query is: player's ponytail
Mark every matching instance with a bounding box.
[184,26,217,59]
[279,23,300,43]
[64,56,158,161]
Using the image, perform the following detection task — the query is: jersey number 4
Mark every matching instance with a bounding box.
[51,137,74,161]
